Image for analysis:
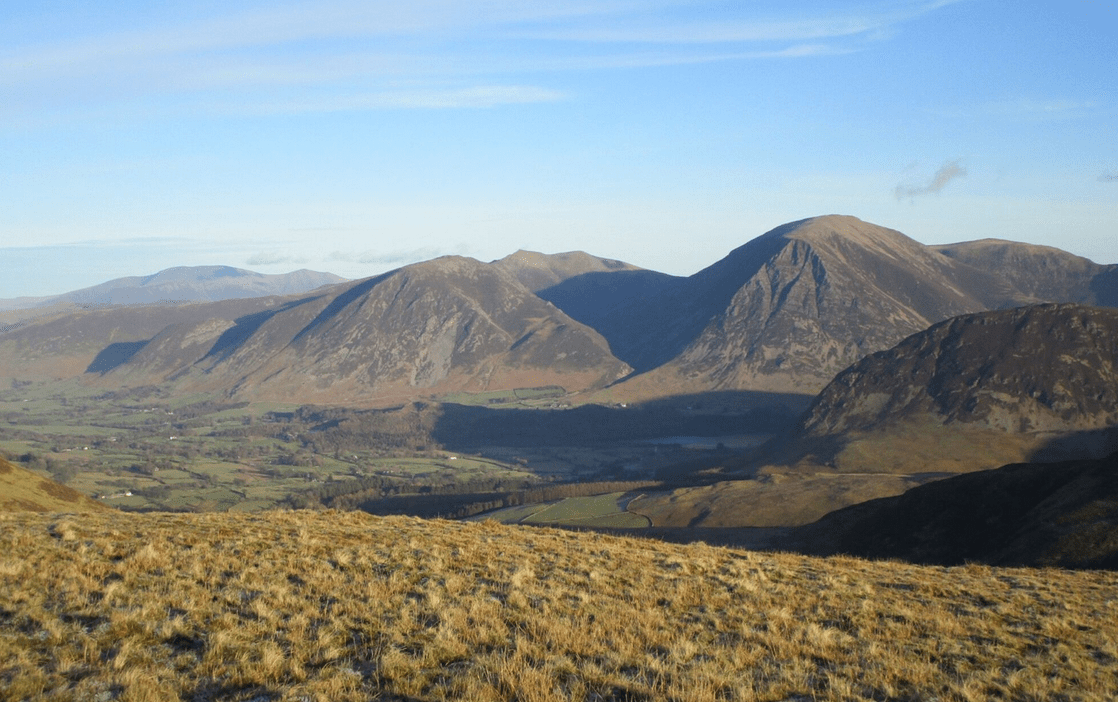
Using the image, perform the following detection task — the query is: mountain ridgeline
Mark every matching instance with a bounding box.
[1,215,1116,405]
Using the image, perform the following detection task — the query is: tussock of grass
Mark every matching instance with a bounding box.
[2,510,1117,701]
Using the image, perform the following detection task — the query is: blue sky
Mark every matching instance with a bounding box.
[1,0,1115,298]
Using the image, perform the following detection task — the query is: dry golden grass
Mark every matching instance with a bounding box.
[0,457,109,514]
[3,509,1117,701]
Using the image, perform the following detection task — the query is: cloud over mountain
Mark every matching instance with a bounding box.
[894,160,967,199]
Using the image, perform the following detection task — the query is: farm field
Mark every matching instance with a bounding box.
[0,379,750,515]
[475,491,652,528]
[0,381,544,512]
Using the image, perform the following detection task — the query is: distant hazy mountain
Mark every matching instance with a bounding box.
[0,266,347,311]
[85,256,631,404]
[797,451,1118,569]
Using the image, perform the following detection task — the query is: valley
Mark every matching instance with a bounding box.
[0,377,797,518]
[3,215,1117,538]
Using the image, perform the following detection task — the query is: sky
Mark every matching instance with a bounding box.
[1,0,1115,298]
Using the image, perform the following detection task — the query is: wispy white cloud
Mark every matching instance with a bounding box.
[936,97,1100,122]
[0,0,962,119]
[245,251,309,266]
[986,98,1097,119]
[895,160,967,200]
[330,244,471,265]
[521,0,963,44]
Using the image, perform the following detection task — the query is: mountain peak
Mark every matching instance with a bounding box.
[492,250,642,293]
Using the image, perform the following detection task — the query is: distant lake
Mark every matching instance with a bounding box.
[642,434,770,449]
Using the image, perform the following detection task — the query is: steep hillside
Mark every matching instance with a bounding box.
[602,215,1012,397]
[798,303,1118,437]
[3,510,1117,701]
[798,451,1118,568]
[0,456,108,512]
[105,256,631,404]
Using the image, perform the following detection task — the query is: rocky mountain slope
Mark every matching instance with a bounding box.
[98,256,631,404]
[797,451,1118,569]
[798,303,1118,437]
[595,215,1036,397]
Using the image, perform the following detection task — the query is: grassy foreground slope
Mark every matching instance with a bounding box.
[0,456,108,513]
[3,511,1118,702]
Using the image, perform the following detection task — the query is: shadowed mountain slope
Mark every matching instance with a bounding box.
[797,451,1118,569]
[630,303,1118,530]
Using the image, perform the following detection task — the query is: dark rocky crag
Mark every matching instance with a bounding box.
[798,303,1118,437]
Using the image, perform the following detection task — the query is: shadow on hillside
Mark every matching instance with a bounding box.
[202,296,324,363]
[627,425,1118,568]
[1030,426,1118,462]
[1090,267,1118,307]
[292,271,393,342]
[86,340,149,374]
[537,234,789,372]
[781,439,1118,569]
[430,389,813,450]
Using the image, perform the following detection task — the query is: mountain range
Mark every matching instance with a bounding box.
[2,215,1116,407]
